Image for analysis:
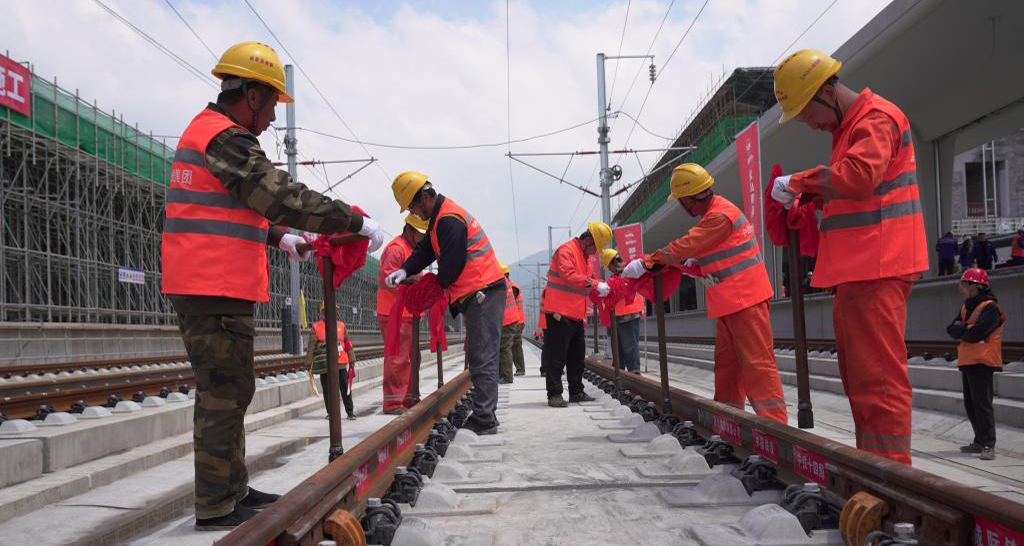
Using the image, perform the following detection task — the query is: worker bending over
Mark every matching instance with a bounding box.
[542,223,612,407]
[624,164,787,424]
[161,42,386,529]
[307,304,356,420]
[377,214,428,414]
[601,249,645,373]
[386,172,505,435]
[770,49,927,464]
[499,263,526,383]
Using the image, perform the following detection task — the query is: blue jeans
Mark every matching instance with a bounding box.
[617,318,641,372]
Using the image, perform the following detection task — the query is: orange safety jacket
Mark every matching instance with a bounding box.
[695,196,774,319]
[957,300,1005,368]
[514,282,525,324]
[794,90,928,288]
[503,279,524,326]
[428,198,504,303]
[1012,235,1024,258]
[614,275,645,319]
[161,108,270,301]
[377,235,414,318]
[313,320,350,366]
[542,239,594,321]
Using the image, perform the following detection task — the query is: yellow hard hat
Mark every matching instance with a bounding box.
[392,171,429,212]
[404,213,428,234]
[667,163,714,201]
[500,263,510,275]
[588,222,613,250]
[773,49,842,124]
[212,41,293,103]
[600,248,619,268]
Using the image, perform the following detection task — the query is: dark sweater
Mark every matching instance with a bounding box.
[947,291,1002,343]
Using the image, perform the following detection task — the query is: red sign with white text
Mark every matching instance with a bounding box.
[792,444,828,486]
[355,460,371,495]
[0,54,32,116]
[974,516,1024,546]
[613,223,644,262]
[397,426,414,453]
[752,429,779,463]
[375,444,392,477]
[712,414,743,444]
[735,121,763,249]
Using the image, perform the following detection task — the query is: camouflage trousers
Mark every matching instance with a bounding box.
[177,313,256,519]
[499,323,524,382]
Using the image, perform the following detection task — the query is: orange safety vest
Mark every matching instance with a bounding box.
[1012,235,1024,258]
[162,108,270,301]
[313,320,350,365]
[695,196,774,319]
[811,90,928,288]
[542,239,592,321]
[538,311,547,330]
[503,279,520,326]
[513,281,525,324]
[614,293,645,318]
[377,235,414,318]
[957,300,1005,368]
[428,197,504,303]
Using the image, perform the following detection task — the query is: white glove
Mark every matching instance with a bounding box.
[596,282,611,297]
[701,275,719,288]
[278,233,312,262]
[770,175,798,209]
[357,216,386,253]
[385,268,407,288]
[622,258,647,279]
[682,258,701,278]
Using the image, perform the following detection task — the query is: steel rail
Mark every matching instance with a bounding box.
[657,336,1024,362]
[584,358,1024,543]
[215,370,472,546]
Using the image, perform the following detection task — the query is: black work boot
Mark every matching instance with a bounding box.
[238,488,280,509]
[463,415,498,435]
[548,395,568,408]
[569,392,595,403]
[960,443,984,454]
[195,505,259,531]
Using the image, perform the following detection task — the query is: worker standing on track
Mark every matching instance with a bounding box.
[386,172,505,435]
[377,214,428,414]
[498,263,526,383]
[542,223,612,408]
[307,304,356,420]
[947,268,1005,461]
[160,42,386,530]
[601,249,645,373]
[769,49,928,464]
[623,164,787,424]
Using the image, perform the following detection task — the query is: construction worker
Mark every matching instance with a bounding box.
[386,172,505,435]
[161,42,386,530]
[601,249,645,373]
[377,214,428,414]
[770,49,928,464]
[947,268,1005,461]
[307,303,356,420]
[623,164,788,424]
[498,264,526,383]
[542,223,612,407]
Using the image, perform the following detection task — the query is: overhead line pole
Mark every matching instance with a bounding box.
[284,65,302,355]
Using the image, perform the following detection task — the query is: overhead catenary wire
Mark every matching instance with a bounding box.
[162,0,218,60]
[605,0,633,110]
[506,0,522,262]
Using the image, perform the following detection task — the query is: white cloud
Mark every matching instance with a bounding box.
[3,0,891,262]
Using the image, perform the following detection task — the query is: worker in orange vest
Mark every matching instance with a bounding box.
[623,164,788,424]
[770,49,928,464]
[947,268,1005,461]
[307,303,356,420]
[602,249,646,373]
[498,263,526,383]
[1011,229,1024,266]
[161,42,386,530]
[377,214,428,414]
[386,172,506,435]
[542,223,613,407]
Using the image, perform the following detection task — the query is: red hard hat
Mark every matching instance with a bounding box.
[960,267,989,286]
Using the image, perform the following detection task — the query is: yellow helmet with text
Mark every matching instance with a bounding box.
[667,163,714,200]
[392,171,429,212]
[773,49,842,124]
[212,41,293,103]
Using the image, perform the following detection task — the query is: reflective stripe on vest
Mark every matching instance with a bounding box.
[810,89,928,288]
[957,300,1004,368]
[503,280,520,326]
[428,197,504,302]
[695,196,774,319]
[161,108,270,302]
[376,236,414,318]
[312,321,349,373]
[541,238,592,320]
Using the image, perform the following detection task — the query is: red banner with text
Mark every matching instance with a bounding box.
[1,53,32,117]
[735,121,763,249]
[613,223,644,262]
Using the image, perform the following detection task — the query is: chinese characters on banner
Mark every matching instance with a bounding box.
[791,444,828,486]
[0,53,32,117]
[752,429,779,463]
[735,121,763,249]
[613,223,644,262]
[974,516,1024,546]
[712,414,743,444]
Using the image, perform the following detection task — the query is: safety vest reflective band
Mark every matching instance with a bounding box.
[428,197,504,303]
[695,196,774,319]
[161,107,270,302]
[376,235,414,318]
[957,300,1004,368]
[503,280,521,326]
[810,89,928,288]
[312,320,349,374]
[513,281,525,324]
[541,238,592,321]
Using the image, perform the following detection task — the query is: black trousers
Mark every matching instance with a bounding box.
[938,257,956,276]
[542,313,585,397]
[319,370,354,416]
[960,364,996,447]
